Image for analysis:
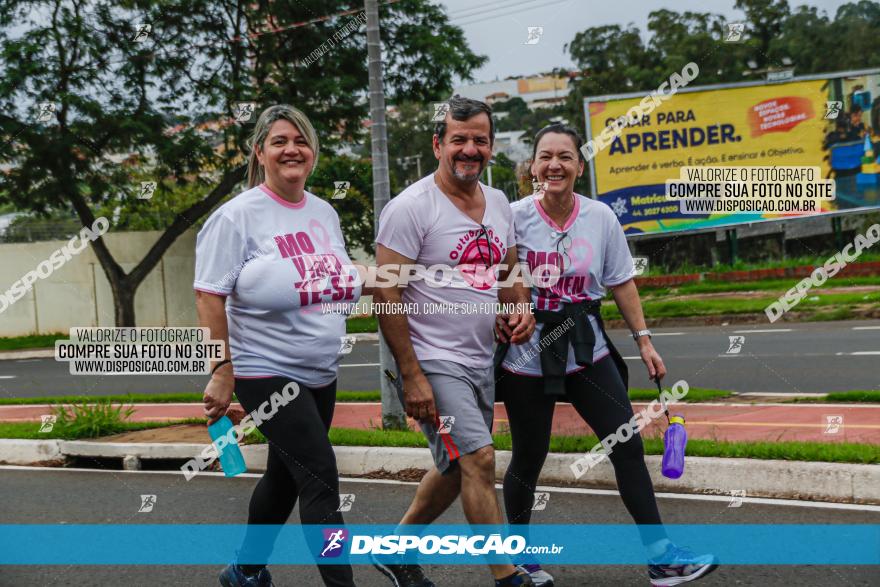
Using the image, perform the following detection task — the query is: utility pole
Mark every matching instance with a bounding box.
[365,0,407,430]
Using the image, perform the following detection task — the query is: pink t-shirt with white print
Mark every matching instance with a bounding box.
[376,174,515,368]
[194,184,361,387]
[502,193,635,376]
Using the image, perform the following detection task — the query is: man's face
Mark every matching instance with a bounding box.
[433,112,493,182]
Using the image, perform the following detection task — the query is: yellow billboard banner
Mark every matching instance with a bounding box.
[586,76,880,235]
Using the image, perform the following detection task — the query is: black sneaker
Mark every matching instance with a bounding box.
[219,563,274,587]
[648,543,718,586]
[372,559,435,587]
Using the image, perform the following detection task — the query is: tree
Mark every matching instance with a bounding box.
[0,0,485,326]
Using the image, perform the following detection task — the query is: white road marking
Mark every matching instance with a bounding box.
[340,363,381,367]
[732,329,793,333]
[651,332,685,336]
[3,465,878,512]
[835,351,880,356]
[852,326,880,330]
[0,375,16,379]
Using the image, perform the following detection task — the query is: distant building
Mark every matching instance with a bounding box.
[493,130,531,162]
[454,75,570,110]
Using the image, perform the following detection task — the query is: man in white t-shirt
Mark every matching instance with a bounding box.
[373,96,536,587]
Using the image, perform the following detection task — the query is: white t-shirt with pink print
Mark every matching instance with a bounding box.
[502,193,635,376]
[376,174,515,368]
[194,184,361,387]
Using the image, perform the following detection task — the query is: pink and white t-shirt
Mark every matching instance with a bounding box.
[502,193,634,376]
[375,174,515,368]
[194,184,361,387]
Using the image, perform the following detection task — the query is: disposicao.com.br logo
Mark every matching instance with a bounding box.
[344,534,562,556]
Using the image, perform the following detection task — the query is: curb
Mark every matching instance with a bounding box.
[0,348,55,361]
[1,440,877,504]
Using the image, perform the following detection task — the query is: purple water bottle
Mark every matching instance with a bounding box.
[661,415,687,479]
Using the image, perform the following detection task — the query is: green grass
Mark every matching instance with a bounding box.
[639,276,880,296]
[346,316,377,333]
[0,419,203,440]
[791,390,880,403]
[324,427,880,465]
[628,387,731,402]
[0,332,66,351]
[640,251,880,277]
[602,290,880,320]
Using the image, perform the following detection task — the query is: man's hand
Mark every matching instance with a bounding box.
[495,308,535,344]
[402,371,437,422]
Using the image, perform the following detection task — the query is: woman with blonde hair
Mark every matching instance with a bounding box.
[194,104,363,587]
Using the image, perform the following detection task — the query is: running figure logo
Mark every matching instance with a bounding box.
[825,101,843,120]
[338,336,356,355]
[724,22,746,42]
[726,336,745,354]
[824,415,843,434]
[138,494,156,513]
[524,27,544,45]
[438,416,455,434]
[36,102,56,123]
[320,528,348,558]
[532,492,550,511]
[337,494,356,512]
[132,23,151,43]
[39,415,56,433]
[727,489,746,508]
[233,102,257,123]
[139,181,157,200]
[432,102,450,122]
[332,181,349,200]
[632,257,648,276]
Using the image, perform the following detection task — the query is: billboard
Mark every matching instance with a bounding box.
[584,69,880,235]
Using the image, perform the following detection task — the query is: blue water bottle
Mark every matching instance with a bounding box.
[208,415,247,477]
[661,414,687,479]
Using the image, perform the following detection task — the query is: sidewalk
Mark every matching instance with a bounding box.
[3,401,878,444]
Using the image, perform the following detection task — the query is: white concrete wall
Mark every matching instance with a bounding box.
[0,229,375,337]
[0,229,200,336]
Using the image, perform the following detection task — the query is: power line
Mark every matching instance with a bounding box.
[449,0,544,23]
[454,0,570,26]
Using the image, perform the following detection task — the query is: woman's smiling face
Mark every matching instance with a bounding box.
[256,119,315,187]
[530,132,584,198]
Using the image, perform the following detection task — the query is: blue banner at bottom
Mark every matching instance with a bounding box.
[1,525,878,565]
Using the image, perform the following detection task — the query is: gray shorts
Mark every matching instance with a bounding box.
[396,359,495,474]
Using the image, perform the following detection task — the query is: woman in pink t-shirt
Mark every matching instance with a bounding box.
[195,105,364,587]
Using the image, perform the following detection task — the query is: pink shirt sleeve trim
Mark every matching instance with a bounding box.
[533,193,580,232]
[259,183,307,209]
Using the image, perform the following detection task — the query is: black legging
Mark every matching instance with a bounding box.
[234,376,354,587]
[499,355,667,546]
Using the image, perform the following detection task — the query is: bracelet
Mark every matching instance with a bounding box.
[211,359,232,375]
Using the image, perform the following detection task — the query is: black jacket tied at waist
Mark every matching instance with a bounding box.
[494,299,629,396]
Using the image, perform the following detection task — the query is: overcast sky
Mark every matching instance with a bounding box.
[438,0,855,83]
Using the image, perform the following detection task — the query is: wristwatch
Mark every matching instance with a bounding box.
[632,329,653,341]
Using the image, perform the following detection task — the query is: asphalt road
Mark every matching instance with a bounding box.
[1,466,878,586]
[0,320,879,399]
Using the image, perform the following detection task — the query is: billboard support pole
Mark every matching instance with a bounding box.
[832,216,844,250]
[726,229,739,265]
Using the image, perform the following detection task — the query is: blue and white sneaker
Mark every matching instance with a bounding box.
[219,563,274,587]
[516,563,554,586]
[648,544,718,586]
